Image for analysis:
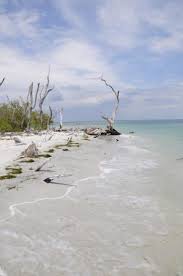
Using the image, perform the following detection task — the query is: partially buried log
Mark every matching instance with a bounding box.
[14,137,26,145]
[22,142,39,158]
[14,137,22,144]
[104,127,121,136]
[35,159,49,172]
[85,128,104,136]
[85,127,120,136]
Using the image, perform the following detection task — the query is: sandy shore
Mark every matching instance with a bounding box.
[0,130,83,173]
[0,131,109,275]
[1,132,183,275]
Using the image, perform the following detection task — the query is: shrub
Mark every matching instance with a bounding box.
[0,100,52,132]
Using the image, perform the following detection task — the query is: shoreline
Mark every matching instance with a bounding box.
[1,129,183,275]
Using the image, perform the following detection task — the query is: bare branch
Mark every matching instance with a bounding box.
[39,69,54,127]
[47,105,53,129]
[32,83,40,109]
[0,77,5,87]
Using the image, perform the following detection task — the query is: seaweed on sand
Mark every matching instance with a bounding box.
[20,159,35,163]
[0,166,22,180]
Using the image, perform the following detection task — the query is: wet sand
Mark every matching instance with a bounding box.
[0,134,183,275]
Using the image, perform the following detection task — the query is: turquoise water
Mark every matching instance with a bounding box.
[65,119,183,159]
[65,119,183,206]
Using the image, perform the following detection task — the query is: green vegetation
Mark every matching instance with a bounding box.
[20,159,35,163]
[37,153,52,158]
[54,138,80,149]
[0,100,51,132]
[6,166,22,175]
[0,174,16,180]
[47,149,54,153]
[0,166,22,181]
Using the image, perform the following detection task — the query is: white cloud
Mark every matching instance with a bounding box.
[0,0,183,119]
[0,10,40,39]
[0,37,131,111]
[98,0,183,53]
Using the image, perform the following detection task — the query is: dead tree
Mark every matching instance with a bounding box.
[26,82,40,129]
[39,70,54,128]
[59,107,64,129]
[0,78,5,88]
[47,105,53,129]
[100,76,120,135]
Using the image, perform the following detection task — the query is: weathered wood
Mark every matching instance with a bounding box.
[39,68,54,127]
[22,142,39,158]
[105,127,121,135]
[85,127,121,136]
[35,159,49,172]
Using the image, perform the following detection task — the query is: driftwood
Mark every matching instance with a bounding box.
[104,127,120,135]
[35,159,49,172]
[85,127,120,136]
[22,142,39,158]
[85,128,103,136]
[13,137,26,145]
[14,137,22,144]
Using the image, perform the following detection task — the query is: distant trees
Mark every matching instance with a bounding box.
[0,100,51,132]
[0,71,54,132]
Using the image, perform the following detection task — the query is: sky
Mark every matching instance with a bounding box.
[0,0,183,121]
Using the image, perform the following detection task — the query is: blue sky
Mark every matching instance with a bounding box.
[0,0,183,121]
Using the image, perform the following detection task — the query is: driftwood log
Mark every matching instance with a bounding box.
[85,127,120,136]
[22,142,39,158]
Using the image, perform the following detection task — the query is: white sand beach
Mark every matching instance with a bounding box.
[0,130,83,174]
[0,131,183,276]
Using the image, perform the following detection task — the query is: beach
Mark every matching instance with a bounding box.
[0,123,183,275]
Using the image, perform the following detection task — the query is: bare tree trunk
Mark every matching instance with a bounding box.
[27,82,40,130]
[47,105,53,129]
[39,69,54,128]
[59,107,64,129]
[100,76,120,135]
